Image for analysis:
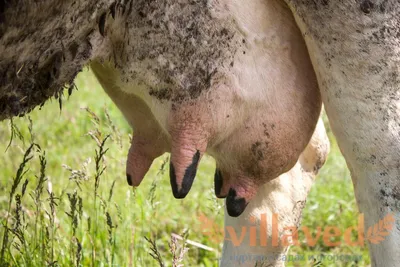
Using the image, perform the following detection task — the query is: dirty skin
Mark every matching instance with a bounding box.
[91,0,321,217]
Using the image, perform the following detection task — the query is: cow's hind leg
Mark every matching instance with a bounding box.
[287,2,400,264]
[220,119,329,266]
[318,63,400,266]
[318,64,400,266]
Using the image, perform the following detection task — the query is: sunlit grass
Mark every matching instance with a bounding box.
[0,69,369,266]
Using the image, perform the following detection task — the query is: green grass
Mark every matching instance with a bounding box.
[0,70,369,266]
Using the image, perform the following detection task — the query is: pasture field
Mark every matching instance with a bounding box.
[0,70,370,266]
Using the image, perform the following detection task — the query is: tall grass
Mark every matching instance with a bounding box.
[0,70,369,266]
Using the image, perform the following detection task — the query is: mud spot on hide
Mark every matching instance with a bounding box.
[251,142,267,161]
[262,123,271,138]
[380,189,389,197]
[126,0,239,102]
[360,0,375,14]
[392,185,400,201]
[226,189,248,217]
[149,88,173,101]
[0,1,100,119]
[379,184,400,209]
[170,150,200,198]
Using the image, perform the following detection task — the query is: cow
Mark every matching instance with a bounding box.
[0,0,399,266]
